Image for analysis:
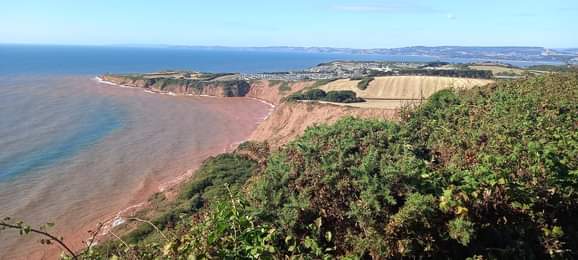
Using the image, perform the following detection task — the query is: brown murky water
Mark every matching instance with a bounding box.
[0,76,270,259]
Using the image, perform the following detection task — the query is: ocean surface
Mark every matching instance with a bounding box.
[0,44,553,258]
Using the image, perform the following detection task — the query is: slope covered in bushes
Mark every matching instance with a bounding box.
[85,73,577,259]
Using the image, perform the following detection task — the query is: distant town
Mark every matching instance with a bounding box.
[222,61,575,82]
[130,60,576,83]
[236,61,492,81]
[174,46,578,64]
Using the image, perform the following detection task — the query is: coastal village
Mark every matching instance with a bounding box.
[220,61,498,81]
[128,60,540,83]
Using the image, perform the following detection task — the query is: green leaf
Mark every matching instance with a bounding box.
[325,231,332,242]
[315,217,322,230]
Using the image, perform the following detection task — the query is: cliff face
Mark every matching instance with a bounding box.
[100,75,251,97]
[249,102,398,147]
[101,75,399,148]
[100,76,314,102]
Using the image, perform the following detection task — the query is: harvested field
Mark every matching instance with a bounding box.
[319,76,494,100]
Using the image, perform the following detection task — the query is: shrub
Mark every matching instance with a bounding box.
[246,73,578,258]
[179,153,256,203]
[356,77,374,90]
[287,89,364,103]
[286,89,326,101]
[121,153,257,244]
[324,90,364,103]
[167,190,278,259]
[303,89,327,100]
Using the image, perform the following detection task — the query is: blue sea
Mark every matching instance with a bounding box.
[0,44,440,76]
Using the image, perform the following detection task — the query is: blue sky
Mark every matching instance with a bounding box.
[1,0,576,48]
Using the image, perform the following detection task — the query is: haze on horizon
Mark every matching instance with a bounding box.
[1,0,577,48]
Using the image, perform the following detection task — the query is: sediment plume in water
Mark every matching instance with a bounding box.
[0,75,271,259]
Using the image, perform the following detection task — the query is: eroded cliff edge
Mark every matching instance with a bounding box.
[249,102,398,147]
[100,74,251,97]
[99,73,399,148]
[100,75,312,105]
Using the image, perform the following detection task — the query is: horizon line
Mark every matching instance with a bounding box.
[1,42,576,50]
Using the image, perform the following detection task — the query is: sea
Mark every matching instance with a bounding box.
[0,44,557,258]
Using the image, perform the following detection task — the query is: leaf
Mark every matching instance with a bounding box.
[303,237,314,249]
[315,217,322,230]
[456,206,469,216]
[325,231,332,242]
[207,233,217,244]
[267,245,276,253]
[163,242,174,256]
[552,226,564,238]
[285,235,293,244]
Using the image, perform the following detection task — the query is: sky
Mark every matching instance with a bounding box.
[1,0,577,48]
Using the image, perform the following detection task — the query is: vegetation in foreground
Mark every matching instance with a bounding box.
[2,73,577,259]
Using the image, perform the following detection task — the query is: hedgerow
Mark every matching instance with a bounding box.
[356,77,374,90]
[287,89,365,103]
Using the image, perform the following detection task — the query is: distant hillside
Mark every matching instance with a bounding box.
[173,45,578,64]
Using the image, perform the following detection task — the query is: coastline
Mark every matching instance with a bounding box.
[19,74,396,258]
[94,76,277,108]
[3,75,278,259]
[88,76,277,247]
